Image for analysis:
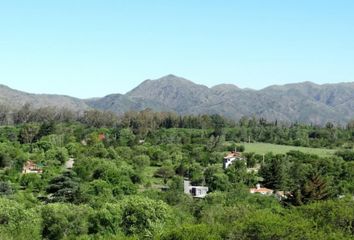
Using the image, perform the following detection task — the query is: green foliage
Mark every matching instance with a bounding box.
[120,196,170,237]
[335,150,354,161]
[88,203,122,235]
[41,203,92,240]
[160,224,225,240]
[260,155,292,190]
[46,170,82,203]
[0,181,13,195]
[20,173,43,191]
[0,117,353,239]
[119,128,136,146]
[45,147,69,165]
[0,198,41,240]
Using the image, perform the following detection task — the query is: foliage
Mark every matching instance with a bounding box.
[120,196,170,237]
[0,113,353,239]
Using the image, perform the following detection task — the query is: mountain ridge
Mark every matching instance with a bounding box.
[1,75,354,124]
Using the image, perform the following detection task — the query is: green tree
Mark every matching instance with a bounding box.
[41,203,91,240]
[0,198,41,240]
[260,155,291,190]
[19,123,40,144]
[0,181,13,195]
[120,196,170,237]
[46,170,82,203]
[155,165,175,184]
[119,128,136,146]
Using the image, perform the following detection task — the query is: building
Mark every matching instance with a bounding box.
[65,158,75,169]
[184,180,209,198]
[22,160,43,174]
[223,151,243,169]
[98,133,106,141]
[249,184,273,195]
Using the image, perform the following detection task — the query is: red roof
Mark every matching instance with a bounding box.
[224,151,242,159]
[98,133,106,141]
[250,187,273,194]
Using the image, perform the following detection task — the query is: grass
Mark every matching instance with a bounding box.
[242,142,336,157]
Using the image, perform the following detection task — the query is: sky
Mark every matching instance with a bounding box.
[0,1,354,98]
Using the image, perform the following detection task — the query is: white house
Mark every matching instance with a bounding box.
[184,180,208,198]
[223,151,243,169]
[65,158,75,169]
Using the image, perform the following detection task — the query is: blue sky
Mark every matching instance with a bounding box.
[0,1,353,98]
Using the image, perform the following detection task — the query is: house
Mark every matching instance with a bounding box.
[223,151,243,169]
[22,160,43,174]
[184,180,209,198]
[249,184,273,195]
[274,191,290,200]
[98,133,106,141]
[65,158,75,169]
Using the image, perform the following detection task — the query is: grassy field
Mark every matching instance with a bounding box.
[243,142,336,157]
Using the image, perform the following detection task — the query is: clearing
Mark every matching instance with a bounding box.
[243,142,336,157]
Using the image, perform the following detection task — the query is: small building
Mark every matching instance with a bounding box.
[98,133,106,141]
[184,180,208,198]
[65,158,75,169]
[22,160,43,174]
[249,184,273,195]
[223,151,243,169]
[274,191,289,200]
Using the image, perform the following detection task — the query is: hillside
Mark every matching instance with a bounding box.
[0,84,90,111]
[1,75,354,124]
[88,75,354,124]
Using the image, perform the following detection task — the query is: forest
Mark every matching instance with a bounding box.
[0,106,353,239]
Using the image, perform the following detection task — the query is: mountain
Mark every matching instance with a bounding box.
[0,84,90,111]
[88,75,354,124]
[1,75,354,124]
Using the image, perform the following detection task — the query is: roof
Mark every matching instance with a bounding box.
[23,160,42,169]
[191,186,209,190]
[224,151,242,159]
[250,187,273,194]
[22,160,43,173]
[98,133,106,141]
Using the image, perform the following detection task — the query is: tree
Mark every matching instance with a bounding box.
[0,181,13,195]
[0,152,10,168]
[0,198,41,239]
[45,147,69,165]
[41,203,91,240]
[13,103,31,124]
[19,123,40,144]
[289,173,331,206]
[120,196,170,237]
[161,224,225,240]
[155,165,175,184]
[260,155,291,190]
[204,166,230,192]
[335,150,354,162]
[0,104,10,125]
[46,170,82,203]
[88,203,122,235]
[119,128,136,146]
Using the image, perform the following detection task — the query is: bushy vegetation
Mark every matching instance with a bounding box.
[0,108,353,239]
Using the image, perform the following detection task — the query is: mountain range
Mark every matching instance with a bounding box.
[1,75,354,124]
